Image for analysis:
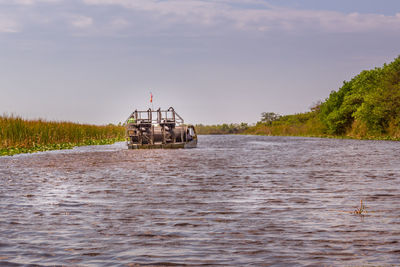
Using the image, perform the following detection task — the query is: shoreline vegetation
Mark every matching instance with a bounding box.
[197,56,400,141]
[0,115,125,156]
[2,56,400,156]
[195,123,250,135]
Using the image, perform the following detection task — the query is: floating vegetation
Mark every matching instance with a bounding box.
[329,199,370,216]
[353,199,367,215]
[0,114,125,156]
[0,138,123,156]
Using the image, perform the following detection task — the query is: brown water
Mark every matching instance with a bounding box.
[1,135,400,266]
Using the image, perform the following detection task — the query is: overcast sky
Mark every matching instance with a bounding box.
[1,0,400,125]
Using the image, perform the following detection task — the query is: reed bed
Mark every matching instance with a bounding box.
[0,114,125,155]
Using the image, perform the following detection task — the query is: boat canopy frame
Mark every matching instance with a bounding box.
[125,107,184,126]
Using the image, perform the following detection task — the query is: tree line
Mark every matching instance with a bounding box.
[245,55,400,139]
[195,123,249,135]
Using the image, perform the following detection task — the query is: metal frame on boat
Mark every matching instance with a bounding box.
[125,107,197,149]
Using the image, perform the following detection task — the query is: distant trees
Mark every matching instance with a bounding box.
[199,56,400,139]
[246,107,323,137]
[246,56,400,138]
[195,123,249,135]
[260,112,281,125]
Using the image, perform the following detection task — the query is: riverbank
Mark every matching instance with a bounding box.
[244,56,400,140]
[243,129,400,142]
[195,123,249,135]
[243,115,400,141]
[0,115,125,156]
[242,109,400,141]
[0,138,124,156]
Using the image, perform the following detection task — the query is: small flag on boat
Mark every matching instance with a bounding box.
[150,92,153,103]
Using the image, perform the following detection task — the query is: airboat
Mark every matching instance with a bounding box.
[125,107,197,149]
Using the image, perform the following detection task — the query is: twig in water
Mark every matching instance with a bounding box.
[353,199,367,215]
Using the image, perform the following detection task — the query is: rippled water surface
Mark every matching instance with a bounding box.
[1,135,400,266]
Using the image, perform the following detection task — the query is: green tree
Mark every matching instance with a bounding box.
[354,57,400,133]
[260,112,281,125]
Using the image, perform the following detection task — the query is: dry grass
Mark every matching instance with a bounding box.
[353,199,367,215]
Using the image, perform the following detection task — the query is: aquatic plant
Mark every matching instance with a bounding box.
[0,114,125,156]
[353,199,367,215]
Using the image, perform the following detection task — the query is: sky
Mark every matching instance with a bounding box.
[1,0,400,125]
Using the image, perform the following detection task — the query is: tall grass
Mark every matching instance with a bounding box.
[244,111,326,137]
[0,114,125,150]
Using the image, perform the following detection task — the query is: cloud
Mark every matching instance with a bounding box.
[2,0,400,37]
[82,0,400,33]
[226,8,400,33]
[110,17,129,28]
[70,15,93,28]
[0,15,19,33]
[1,0,61,4]
[0,0,62,33]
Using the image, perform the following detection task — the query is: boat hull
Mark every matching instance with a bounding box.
[127,139,197,149]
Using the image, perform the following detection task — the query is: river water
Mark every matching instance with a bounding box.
[0,135,399,266]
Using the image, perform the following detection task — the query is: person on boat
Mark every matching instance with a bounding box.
[127,117,136,124]
[187,129,193,141]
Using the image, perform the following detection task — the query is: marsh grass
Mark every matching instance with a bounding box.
[0,114,125,156]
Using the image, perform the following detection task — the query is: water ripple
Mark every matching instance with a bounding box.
[0,136,400,266]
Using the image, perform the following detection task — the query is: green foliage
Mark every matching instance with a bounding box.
[196,123,249,135]
[0,115,125,156]
[246,109,325,137]
[320,55,400,136]
[202,56,400,139]
[260,112,281,125]
[0,138,122,156]
[245,55,400,139]
[353,59,400,133]
[320,80,364,134]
